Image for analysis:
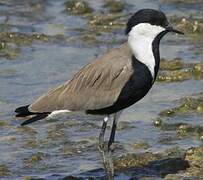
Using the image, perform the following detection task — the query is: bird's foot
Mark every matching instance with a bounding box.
[98,142,115,179]
[108,142,117,152]
[98,142,106,153]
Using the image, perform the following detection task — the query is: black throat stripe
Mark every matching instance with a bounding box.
[152,30,169,79]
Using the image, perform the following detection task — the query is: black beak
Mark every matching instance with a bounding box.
[165,25,184,35]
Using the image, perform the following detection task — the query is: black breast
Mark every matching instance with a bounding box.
[86,56,153,115]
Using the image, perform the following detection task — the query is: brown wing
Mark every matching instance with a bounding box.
[29,43,133,113]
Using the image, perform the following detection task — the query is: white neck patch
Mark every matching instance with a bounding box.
[128,23,165,79]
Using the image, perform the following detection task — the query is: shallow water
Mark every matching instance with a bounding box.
[0,0,202,179]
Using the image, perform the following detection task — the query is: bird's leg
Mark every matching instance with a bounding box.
[98,116,114,179]
[108,112,119,151]
[98,116,109,150]
[102,112,121,177]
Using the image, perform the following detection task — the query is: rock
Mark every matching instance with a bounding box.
[114,148,189,178]
[185,146,203,177]
[148,158,189,177]
[164,146,203,179]
[161,146,186,159]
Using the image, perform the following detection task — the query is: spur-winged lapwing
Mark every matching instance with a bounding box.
[15,9,183,149]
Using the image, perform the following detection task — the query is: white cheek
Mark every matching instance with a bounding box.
[128,23,165,79]
[130,23,165,38]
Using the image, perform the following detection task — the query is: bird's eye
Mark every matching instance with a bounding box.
[162,20,169,28]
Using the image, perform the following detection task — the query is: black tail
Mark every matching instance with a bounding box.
[15,105,30,113]
[15,105,35,117]
[21,113,49,126]
[15,105,50,126]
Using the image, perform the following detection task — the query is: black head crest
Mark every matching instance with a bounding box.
[125,9,169,34]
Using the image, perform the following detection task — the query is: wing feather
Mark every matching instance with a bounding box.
[29,43,133,113]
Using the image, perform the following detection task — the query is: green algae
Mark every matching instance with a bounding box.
[24,152,48,167]
[177,124,203,138]
[0,135,16,143]
[161,0,203,4]
[104,0,125,13]
[64,0,93,15]
[77,121,100,132]
[132,141,150,150]
[157,69,193,82]
[154,118,163,127]
[0,32,49,46]
[79,34,101,46]
[63,119,80,127]
[0,32,50,59]
[22,139,38,149]
[177,18,202,34]
[0,43,20,59]
[160,58,184,71]
[155,121,203,139]
[0,120,10,128]
[0,1,202,179]
[117,121,135,131]
[17,126,37,136]
[169,16,203,35]
[158,135,182,145]
[114,152,159,170]
[46,129,66,141]
[59,146,82,157]
[0,68,17,77]
[88,13,126,32]
[154,95,203,139]
[0,165,10,177]
[23,177,32,180]
[63,0,127,41]
[159,97,203,117]
[193,63,203,80]
[59,137,96,157]
[158,58,203,82]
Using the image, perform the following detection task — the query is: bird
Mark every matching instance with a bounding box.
[15,9,183,150]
